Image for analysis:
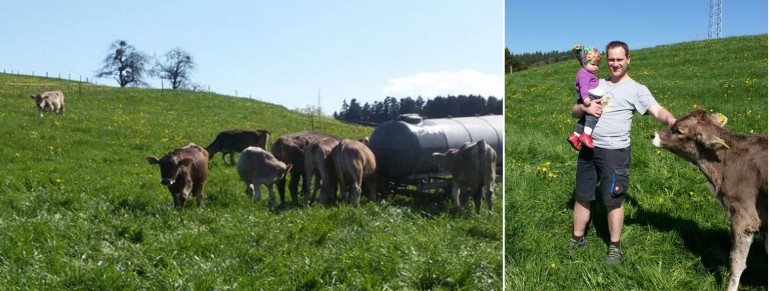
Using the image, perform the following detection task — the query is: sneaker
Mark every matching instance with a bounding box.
[578,133,595,149]
[605,245,623,265]
[567,237,588,250]
[567,134,581,151]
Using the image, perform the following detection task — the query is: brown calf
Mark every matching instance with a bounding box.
[30,91,65,117]
[146,143,209,208]
[652,108,767,291]
[206,129,270,165]
[432,140,497,214]
[237,146,293,204]
[331,139,378,206]
[303,137,340,205]
[271,131,340,205]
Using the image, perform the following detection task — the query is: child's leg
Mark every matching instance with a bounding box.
[574,115,586,135]
[583,115,598,134]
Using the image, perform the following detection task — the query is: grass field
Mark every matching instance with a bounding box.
[0,74,502,289]
[505,34,768,290]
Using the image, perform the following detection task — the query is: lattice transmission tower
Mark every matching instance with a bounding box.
[709,0,723,39]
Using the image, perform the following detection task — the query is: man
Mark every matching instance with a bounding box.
[568,41,676,265]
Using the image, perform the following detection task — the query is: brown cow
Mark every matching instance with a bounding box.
[206,129,270,165]
[237,146,293,204]
[303,137,341,205]
[432,139,497,214]
[331,139,378,206]
[652,108,767,291]
[146,143,209,208]
[271,131,340,205]
[30,91,65,117]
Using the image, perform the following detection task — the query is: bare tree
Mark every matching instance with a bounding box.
[95,40,150,87]
[153,48,196,90]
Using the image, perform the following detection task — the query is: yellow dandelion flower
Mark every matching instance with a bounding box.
[550,263,556,269]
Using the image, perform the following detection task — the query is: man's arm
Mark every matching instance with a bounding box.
[571,99,603,119]
[646,104,676,128]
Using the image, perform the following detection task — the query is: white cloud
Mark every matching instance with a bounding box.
[382,69,503,98]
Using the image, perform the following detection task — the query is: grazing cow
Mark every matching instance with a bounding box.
[206,129,270,165]
[331,139,378,206]
[30,91,65,117]
[146,143,209,208]
[432,140,497,214]
[303,138,340,205]
[237,146,293,204]
[651,108,767,291]
[271,131,340,205]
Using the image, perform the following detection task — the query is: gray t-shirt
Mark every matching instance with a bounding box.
[592,77,658,149]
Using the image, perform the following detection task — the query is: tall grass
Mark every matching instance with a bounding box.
[0,74,501,289]
[505,35,768,290]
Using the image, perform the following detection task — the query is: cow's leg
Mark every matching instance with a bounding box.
[193,183,205,207]
[726,224,754,291]
[250,179,262,200]
[276,176,287,205]
[245,182,255,198]
[485,182,494,213]
[289,171,301,204]
[266,184,277,205]
[365,176,378,203]
[473,186,482,214]
[452,181,462,208]
[229,151,236,165]
[221,152,229,165]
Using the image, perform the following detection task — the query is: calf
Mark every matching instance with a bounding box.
[652,108,767,291]
[146,143,209,208]
[206,129,270,165]
[331,139,378,206]
[237,146,292,204]
[432,139,497,214]
[271,131,340,205]
[303,137,340,205]
[30,91,65,117]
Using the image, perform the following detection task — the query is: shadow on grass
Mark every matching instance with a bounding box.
[565,194,767,288]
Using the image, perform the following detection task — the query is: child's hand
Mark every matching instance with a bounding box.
[582,98,591,106]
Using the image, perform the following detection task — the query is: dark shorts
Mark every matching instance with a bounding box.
[575,147,631,207]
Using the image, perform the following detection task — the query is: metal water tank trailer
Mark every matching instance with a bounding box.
[369,114,503,180]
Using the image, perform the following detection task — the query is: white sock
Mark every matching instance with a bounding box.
[573,132,579,136]
[584,127,593,135]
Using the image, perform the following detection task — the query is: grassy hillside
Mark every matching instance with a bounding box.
[505,34,768,290]
[0,74,502,289]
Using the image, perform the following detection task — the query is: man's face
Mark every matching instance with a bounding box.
[606,46,630,79]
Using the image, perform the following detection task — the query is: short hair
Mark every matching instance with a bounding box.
[606,41,629,57]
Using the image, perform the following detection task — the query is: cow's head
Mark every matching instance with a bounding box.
[280,164,293,180]
[146,154,194,186]
[651,108,729,162]
[432,149,459,173]
[30,94,48,109]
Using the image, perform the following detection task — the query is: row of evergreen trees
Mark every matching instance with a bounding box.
[334,95,502,125]
[505,47,575,73]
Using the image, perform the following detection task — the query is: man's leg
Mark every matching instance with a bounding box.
[607,204,624,243]
[573,200,592,238]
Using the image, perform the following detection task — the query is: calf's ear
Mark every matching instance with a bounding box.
[699,133,730,150]
[709,113,728,127]
[146,156,160,164]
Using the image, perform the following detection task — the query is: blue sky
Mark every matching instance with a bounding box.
[1,1,503,115]
[506,0,768,54]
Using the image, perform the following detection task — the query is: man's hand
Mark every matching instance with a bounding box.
[572,99,603,118]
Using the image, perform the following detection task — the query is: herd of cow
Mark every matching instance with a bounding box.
[30,90,766,288]
[145,128,498,213]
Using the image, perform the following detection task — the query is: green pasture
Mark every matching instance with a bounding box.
[0,73,501,289]
[505,34,768,290]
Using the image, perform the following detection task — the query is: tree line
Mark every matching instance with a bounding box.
[334,95,502,125]
[95,40,201,90]
[505,47,574,74]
